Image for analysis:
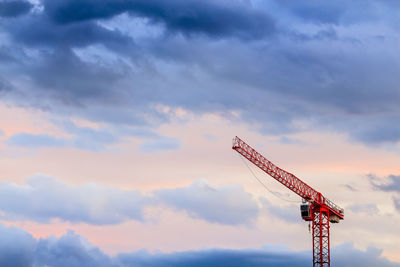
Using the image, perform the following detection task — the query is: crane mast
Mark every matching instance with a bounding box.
[232,136,344,267]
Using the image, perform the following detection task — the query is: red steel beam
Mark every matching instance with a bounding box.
[232,136,344,219]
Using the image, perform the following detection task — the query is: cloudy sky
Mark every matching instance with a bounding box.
[0,0,400,266]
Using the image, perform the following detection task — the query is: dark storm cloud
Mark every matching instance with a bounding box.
[274,0,345,24]
[271,0,400,25]
[0,224,398,267]
[117,248,310,267]
[370,175,400,193]
[118,244,400,267]
[0,0,399,146]
[7,14,133,49]
[0,0,32,18]
[43,0,275,40]
[347,117,400,144]
[0,223,35,267]
[1,6,135,111]
[0,77,13,93]
[35,230,113,267]
[17,48,126,104]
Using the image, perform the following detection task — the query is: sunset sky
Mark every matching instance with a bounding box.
[0,0,400,266]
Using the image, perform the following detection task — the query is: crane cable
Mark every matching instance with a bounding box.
[238,155,299,203]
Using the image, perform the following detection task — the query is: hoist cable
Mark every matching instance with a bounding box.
[238,155,299,203]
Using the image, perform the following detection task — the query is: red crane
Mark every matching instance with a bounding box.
[232,136,344,267]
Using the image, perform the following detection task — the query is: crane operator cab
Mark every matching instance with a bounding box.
[300,203,312,221]
[300,203,341,223]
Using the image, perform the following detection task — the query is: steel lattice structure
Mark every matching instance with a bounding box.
[232,136,344,267]
[312,206,330,266]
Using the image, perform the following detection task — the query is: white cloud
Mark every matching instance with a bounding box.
[155,179,260,225]
[0,175,150,225]
[0,176,260,226]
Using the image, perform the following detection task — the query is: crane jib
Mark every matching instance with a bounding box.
[232,136,344,219]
